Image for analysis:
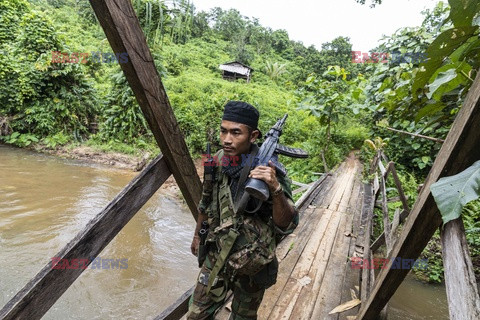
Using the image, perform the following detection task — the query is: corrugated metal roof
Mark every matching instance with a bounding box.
[219,62,253,76]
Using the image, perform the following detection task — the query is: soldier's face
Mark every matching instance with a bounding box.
[220,120,259,157]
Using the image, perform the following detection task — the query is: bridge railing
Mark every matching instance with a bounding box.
[357,69,480,319]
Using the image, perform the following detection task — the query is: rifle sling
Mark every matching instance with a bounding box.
[206,228,239,294]
[233,144,259,208]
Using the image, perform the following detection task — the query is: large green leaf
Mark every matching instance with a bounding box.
[427,68,457,99]
[448,0,480,28]
[415,101,446,122]
[430,161,480,224]
[427,61,472,100]
[412,26,478,97]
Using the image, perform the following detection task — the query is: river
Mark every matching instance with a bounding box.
[0,144,449,319]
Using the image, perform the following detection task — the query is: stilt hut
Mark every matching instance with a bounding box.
[219,61,253,82]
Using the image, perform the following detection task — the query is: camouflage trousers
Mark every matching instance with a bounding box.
[186,255,266,320]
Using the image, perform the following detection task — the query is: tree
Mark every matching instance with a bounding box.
[318,36,355,76]
[271,29,290,53]
[297,67,354,171]
[212,8,246,41]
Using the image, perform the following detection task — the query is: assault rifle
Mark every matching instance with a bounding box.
[235,113,308,213]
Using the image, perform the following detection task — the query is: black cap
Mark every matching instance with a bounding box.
[222,101,259,130]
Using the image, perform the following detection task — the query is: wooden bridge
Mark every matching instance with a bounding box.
[1,1,480,319]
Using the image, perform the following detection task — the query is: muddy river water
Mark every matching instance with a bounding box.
[0,145,449,319]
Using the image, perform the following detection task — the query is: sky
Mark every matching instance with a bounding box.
[191,0,441,52]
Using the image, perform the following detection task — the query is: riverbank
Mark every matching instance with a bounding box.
[34,143,150,171]
[3,142,205,203]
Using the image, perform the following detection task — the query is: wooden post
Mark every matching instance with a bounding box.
[89,0,202,219]
[441,218,480,320]
[356,70,480,319]
[380,175,392,252]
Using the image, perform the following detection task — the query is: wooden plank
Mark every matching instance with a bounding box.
[441,218,480,320]
[296,173,332,212]
[261,164,348,319]
[390,208,402,242]
[293,164,358,319]
[309,162,360,319]
[304,209,345,319]
[337,180,364,320]
[373,173,379,196]
[0,155,171,320]
[266,208,335,319]
[292,180,310,187]
[375,196,402,205]
[357,70,480,319]
[360,184,374,303]
[378,159,386,176]
[89,0,202,218]
[258,175,337,317]
[293,184,311,195]
[154,286,195,320]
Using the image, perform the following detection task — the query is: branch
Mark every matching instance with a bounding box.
[383,127,445,144]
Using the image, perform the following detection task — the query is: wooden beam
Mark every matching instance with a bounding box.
[89,0,202,219]
[370,209,409,253]
[357,70,480,319]
[441,218,480,319]
[295,173,331,212]
[292,183,312,195]
[0,155,171,319]
[388,163,410,211]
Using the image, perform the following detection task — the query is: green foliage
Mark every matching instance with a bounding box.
[463,199,480,280]
[297,67,368,170]
[264,61,287,81]
[0,5,98,144]
[431,161,480,224]
[1,131,38,147]
[361,2,467,175]
[97,71,151,144]
[42,131,70,148]
[0,0,29,46]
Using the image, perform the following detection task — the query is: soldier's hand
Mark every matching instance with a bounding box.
[248,160,280,192]
[191,235,200,256]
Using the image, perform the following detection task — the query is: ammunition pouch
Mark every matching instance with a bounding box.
[226,216,276,276]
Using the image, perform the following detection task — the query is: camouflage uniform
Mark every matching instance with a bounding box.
[187,148,298,320]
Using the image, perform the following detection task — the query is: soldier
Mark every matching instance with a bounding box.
[187,101,298,320]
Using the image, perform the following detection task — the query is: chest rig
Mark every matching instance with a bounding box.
[203,149,276,294]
